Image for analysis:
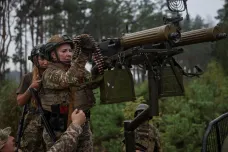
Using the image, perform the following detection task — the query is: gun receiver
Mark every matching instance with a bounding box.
[176,25,227,47]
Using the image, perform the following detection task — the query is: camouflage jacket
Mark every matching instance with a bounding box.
[135,122,162,152]
[47,123,82,152]
[41,53,88,112]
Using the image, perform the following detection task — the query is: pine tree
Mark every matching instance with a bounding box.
[212,0,228,73]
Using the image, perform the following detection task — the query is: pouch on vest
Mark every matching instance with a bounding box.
[51,104,69,114]
[71,87,96,111]
[99,67,136,104]
[49,113,68,132]
[44,109,68,132]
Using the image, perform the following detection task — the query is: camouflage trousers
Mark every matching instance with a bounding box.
[43,121,93,152]
[20,112,46,152]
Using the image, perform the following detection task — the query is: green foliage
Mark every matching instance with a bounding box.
[0,81,21,136]
[213,0,228,74]
[123,96,146,120]
[91,89,126,152]
[134,81,148,98]
[101,138,124,152]
[159,60,228,152]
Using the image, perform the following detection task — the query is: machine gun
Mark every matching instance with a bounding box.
[89,0,227,151]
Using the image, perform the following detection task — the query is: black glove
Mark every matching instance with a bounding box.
[79,34,96,56]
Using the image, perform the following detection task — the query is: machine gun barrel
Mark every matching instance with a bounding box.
[176,25,227,47]
[121,24,180,48]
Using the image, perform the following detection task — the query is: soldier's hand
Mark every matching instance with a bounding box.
[71,109,86,126]
[29,80,41,90]
[73,34,96,57]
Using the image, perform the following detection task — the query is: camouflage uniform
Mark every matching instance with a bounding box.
[135,122,162,152]
[16,72,45,152]
[41,34,94,151]
[0,123,83,152]
[134,104,162,152]
[47,123,83,152]
[0,127,11,150]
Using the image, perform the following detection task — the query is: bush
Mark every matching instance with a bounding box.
[0,80,21,137]
[91,89,126,152]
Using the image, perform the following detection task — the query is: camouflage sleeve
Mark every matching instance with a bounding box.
[47,122,83,152]
[43,54,88,89]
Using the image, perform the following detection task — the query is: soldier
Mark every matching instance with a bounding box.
[16,44,48,152]
[0,109,86,152]
[134,104,162,152]
[40,34,96,151]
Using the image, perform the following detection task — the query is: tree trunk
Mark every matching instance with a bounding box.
[0,1,6,82]
[142,69,146,82]
[39,0,44,43]
[36,17,39,45]
[30,17,35,47]
[137,67,140,84]
[19,18,23,79]
[24,19,28,74]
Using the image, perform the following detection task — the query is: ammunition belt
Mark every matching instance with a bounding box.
[72,34,104,74]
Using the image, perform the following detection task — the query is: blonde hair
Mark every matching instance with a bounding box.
[31,65,41,107]
[32,65,40,81]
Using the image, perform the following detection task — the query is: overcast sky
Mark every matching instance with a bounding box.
[7,0,225,71]
[184,0,224,23]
